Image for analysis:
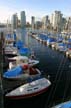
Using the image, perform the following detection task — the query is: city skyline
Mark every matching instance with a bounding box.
[0,0,71,23]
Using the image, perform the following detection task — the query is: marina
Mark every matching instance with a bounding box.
[0,1,71,108]
[2,28,71,108]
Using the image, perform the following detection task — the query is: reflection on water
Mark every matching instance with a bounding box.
[4,29,71,108]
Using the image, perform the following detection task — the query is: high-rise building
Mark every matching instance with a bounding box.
[31,16,35,29]
[67,17,71,32]
[50,14,53,25]
[35,21,42,29]
[42,15,49,29]
[20,11,26,28]
[52,11,63,31]
[62,17,67,30]
[12,13,18,29]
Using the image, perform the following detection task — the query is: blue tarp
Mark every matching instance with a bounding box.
[54,101,71,108]
[61,102,71,108]
[67,43,71,48]
[39,34,48,40]
[47,38,56,42]
[19,47,30,55]
[3,66,22,78]
[68,38,71,43]
[15,40,24,49]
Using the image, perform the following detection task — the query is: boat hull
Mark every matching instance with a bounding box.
[3,68,41,80]
[5,78,51,99]
[6,85,49,99]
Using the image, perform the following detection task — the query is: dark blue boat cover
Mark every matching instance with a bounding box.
[3,66,23,78]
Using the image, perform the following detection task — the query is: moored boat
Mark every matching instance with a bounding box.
[5,77,51,99]
[47,38,56,47]
[65,43,71,58]
[8,55,39,69]
[4,46,18,57]
[3,65,41,80]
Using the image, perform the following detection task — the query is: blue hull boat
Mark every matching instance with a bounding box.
[3,66,41,80]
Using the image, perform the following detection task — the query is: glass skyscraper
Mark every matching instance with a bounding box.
[12,13,18,29]
[20,11,26,28]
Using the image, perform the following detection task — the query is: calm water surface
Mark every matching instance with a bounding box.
[4,29,71,108]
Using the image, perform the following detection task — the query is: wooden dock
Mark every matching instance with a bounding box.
[0,32,4,108]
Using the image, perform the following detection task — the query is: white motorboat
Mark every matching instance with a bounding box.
[4,46,18,56]
[5,77,51,99]
[8,55,39,69]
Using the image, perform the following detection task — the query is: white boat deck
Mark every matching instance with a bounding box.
[6,78,51,96]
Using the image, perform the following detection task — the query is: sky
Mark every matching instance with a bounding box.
[0,0,71,23]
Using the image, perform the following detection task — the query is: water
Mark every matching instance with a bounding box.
[3,29,71,108]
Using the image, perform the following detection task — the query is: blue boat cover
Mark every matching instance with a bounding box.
[54,101,71,108]
[47,38,56,42]
[68,38,71,43]
[15,40,24,48]
[19,47,30,55]
[39,34,48,40]
[67,43,71,48]
[3,66,23,78]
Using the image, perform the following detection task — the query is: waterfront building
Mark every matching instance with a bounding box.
[62,17,67,30]
[42,15,49,29]
[12,13,18,29]
[50,14,53,24]
[31,16,35,30]
[67,17,71,32]
[51,11,63,31]
[18,20,21,27]
[20,11,26,28]
[64,17,71,33]
[35,21,42,29]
